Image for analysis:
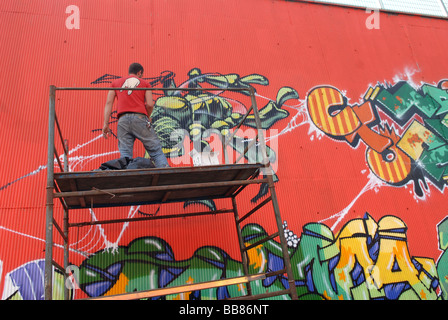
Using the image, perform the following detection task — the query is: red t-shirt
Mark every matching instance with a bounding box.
[111,75,151,116]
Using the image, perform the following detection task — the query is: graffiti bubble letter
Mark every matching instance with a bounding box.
[365,8,380,30]
[65,5,80,30]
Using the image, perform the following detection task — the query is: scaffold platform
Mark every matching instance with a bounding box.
[54,163,262,209]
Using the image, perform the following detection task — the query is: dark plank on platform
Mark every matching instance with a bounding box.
[54,164,262,209]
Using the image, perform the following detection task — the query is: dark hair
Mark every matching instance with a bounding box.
[129,63,144,75]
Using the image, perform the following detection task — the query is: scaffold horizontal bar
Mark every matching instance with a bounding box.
[52,219,68,242]
[69,209,233,228]
[238,196,272,223]
[52,260,64,273]
[242,232,280,252]
[54,87,252,92]
[84,274,266,300]
[54,179,268,199]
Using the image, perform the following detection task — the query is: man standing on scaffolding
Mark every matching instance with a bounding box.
[102,62,169,168]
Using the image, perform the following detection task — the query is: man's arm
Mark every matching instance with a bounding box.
[102,90,116,139]
[145,90,154,119]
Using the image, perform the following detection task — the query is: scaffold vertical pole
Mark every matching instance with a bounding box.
[63,139,69,300]
[44,85,56,300]
[248,88,298,300]
[232,196,253,297]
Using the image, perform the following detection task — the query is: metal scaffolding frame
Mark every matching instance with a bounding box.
[45,85,298,300]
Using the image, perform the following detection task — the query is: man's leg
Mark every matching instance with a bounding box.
[133,115,169,167]
[117,115,135,158]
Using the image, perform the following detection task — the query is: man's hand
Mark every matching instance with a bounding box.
[145,90,154,117]
[103,90,116,139]
[102,125,112,139]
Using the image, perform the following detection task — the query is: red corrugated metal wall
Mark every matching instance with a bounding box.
[0,0,447,300]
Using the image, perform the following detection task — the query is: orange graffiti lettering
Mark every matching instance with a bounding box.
[307,86,361,137]
[307,86,412,184]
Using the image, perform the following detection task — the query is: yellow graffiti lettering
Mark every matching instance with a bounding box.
[370,217,418,290]
[328,215,439,300]
[333,216,377,299]
[397,120,437,160]
[372,240,417,288]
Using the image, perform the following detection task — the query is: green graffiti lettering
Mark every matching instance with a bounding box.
[375,82,439,119]
[290,223,336,299]
[76,215,443,300]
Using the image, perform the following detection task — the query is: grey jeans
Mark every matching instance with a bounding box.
[117,113,169,168]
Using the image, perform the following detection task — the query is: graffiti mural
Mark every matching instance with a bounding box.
[2,260,70,300]
[1,69,447,300]
[93,68,298,207]
[2,215,445,300]
[306,80,448,198]
[2,72,447,300]
[71,214,444,300]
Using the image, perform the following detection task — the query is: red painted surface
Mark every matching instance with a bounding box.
[1,0,447,299]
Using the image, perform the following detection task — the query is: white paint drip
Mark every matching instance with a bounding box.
[318,173,386,231]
